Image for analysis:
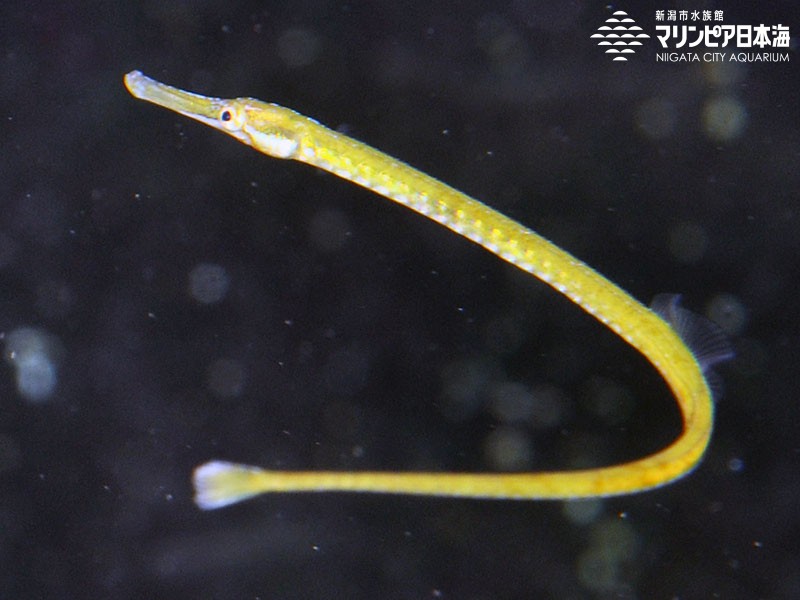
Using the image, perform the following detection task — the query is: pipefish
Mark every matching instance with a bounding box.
[123,70,731,509]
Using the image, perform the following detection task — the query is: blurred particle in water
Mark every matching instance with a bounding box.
[206,358,246,399]
[488,380,534,423]
[702,60,747,87]
[475,13,530,79]
[668,220,709,264]
[727,457,745,472]
[307,208,351,253]
[562,498,604,526]
[439,357,499,423]
[635,96,677,140]
[483,426,533,471]
[582,377,635,428]
[188,262,229,305]
[276,27,321,69]
[3,326,63,403]
[576,518,642,594]
[528,383,570,429]
[705,293,748,336]
[488,380,569,429]
[703,95,747,142]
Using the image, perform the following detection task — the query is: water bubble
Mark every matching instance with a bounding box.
[562,498,604,526]
[188,263,230,305]
[703,96,747,142]
[3,327,63,402]
[483,427,532,471]
[488,380,534,423]
[706,293,747,336]
[307,208,351,253]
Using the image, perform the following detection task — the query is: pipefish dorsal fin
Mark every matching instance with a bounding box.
[651,294,734,398]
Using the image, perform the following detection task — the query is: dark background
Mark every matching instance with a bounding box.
[1,1,798,598]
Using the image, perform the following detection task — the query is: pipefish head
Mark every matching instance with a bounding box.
[124,71,300,159]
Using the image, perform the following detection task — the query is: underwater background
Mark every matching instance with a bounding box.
[1,1,798,598]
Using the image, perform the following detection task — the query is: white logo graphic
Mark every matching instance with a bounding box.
[591,10,650,61]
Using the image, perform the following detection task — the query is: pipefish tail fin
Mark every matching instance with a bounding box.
[650,294,734,397]
[650,294,734,372]
[193,461,273,510]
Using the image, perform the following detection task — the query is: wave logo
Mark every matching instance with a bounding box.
[591,10,650,61]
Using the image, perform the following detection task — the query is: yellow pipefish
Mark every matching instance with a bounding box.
[124,70,722,509]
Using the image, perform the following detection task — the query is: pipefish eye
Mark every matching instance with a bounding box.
[218,105,245,131]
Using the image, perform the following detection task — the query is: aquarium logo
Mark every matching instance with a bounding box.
[591,10,650,61]
[653,9,791,63]
[592,8,792,64]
